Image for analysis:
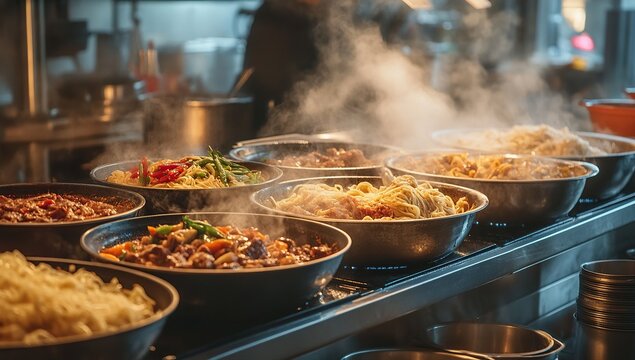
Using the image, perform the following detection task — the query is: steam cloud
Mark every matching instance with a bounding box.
[261,2,587,150]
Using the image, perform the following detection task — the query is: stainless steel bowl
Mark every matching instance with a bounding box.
[386,152,598,224]
[229,140,399,181]
[90,160,283,214]
[581,260,635,284]
[251,176,488,266]
[574,316,635,360]
[0,257,178,360]
[81,212,351,322]
[342,348,492,360]
[0,183,145,259]
[423,323,555,359]
[431,129,635,200]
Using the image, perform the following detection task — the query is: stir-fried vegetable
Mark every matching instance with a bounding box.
[127,147,262,187]
[183,216,225,239]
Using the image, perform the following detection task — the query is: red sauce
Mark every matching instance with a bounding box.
[0,193,122,223]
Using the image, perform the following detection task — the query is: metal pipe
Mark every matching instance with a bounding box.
[23,0,47,117]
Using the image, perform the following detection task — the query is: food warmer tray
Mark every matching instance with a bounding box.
[142,191,635,360]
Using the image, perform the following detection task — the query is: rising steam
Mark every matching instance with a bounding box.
[261,2,586,150]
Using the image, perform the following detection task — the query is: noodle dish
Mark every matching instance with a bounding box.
[107,147,264,189]
[431,125,635,200]
[392,153,591,181]
[251,176,488,266]
[271,175,472,221]
[0,251,178,360]
[386,152,598,224]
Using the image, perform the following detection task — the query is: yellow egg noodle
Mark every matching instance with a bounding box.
[404,153,588,180]
[273,175,470,220]
[0,251,155,344]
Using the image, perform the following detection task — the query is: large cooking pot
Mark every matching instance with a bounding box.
[144,96,255,154]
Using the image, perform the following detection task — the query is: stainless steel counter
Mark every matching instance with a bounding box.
[147,192,635,360]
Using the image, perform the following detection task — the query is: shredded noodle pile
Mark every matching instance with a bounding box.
[272,175,471,220]
[401,153,589,180]
[0,251,155,344]
[454,125,608,156]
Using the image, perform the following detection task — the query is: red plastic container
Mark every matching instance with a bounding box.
[580,99,635,138]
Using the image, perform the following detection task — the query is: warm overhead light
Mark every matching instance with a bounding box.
[401,0,433,10]
[464,0,492,9]
[401,0,491,10]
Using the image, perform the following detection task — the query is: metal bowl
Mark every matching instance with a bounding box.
[423,323,555,359]
[81,212,351,321]
[0,257,178,360]
[581,260,635,283]
[574,315,635,360]
[342,348,492,360]
[0,183,145,259]
[251,176,488,266]
[386,152,598,224]
[90,160,283,214]
[431,128,635,200]
[229,140,398,180]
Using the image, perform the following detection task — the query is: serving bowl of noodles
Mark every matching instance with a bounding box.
[229,140,398,180]
[81,212,351,324]
[386,152,598,224]
[251,175,488,266]
[90,149,283,213]
[431,125,635,200]
[0,251,178,360]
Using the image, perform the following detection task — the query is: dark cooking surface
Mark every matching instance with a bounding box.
[144,191,635,359]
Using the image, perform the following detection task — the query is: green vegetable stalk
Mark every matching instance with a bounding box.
[182,216,224,238]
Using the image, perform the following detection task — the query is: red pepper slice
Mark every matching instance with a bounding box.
[38,199,55,208]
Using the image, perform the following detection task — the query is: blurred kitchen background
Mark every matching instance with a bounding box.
[0,0,634,184]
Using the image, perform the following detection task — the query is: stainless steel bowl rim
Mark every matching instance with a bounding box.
[431,128,635,158]
[90,160,283,192]
[250,176,489,224]
[342,348,493,360]
[81,212,352,275]
[581,259,635,279]
[385,152,599,184]
[229,140,401,171]
[0,257,179,350]
[425,322,555,357]
[0,183,145,228]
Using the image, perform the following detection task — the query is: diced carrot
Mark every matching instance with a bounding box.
[100,242,133,257]
[200,239,232,254]
[100,253,120,262]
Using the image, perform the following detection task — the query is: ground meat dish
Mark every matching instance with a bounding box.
[0,193,120,223]
[100,217,338,269]
[271,148,373,168]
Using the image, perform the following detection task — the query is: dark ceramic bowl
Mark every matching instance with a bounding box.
[81,212,351,322]
[0,183,145,259]
[0,257,178,360]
